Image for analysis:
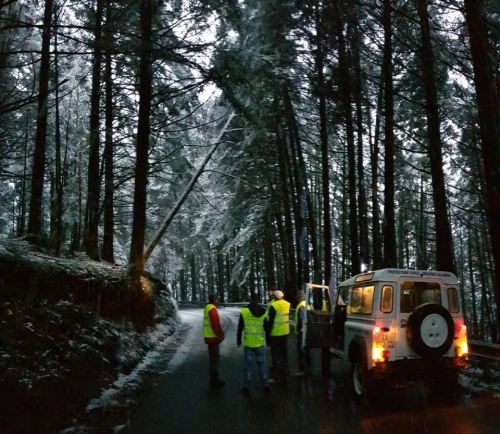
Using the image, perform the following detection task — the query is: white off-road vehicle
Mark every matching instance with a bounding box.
[304,269,468,403]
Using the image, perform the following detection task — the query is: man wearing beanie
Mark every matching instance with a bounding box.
[267,289,291,384]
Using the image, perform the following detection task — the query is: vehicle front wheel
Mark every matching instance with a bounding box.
[351,357,373,407]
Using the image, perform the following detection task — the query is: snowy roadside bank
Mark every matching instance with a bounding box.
[0,267,179,434]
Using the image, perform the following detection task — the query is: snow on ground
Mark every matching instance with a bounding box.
[86,321,182,411]
[58,311,194,433]
[460,362,500,396]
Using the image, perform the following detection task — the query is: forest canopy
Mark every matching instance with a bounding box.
[0,0,499,342]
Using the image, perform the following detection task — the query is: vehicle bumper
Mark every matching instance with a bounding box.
[370,356,467,381]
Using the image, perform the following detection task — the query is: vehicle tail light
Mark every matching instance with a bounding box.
[462,342,468,355]
[455,341,468,357]
[372,347,382,361]
[372,348,390,362]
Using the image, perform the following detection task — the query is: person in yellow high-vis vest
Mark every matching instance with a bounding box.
[203,293,225,388]
[267,290,290,384]
[237,294,270,396]
[294,289,312,377]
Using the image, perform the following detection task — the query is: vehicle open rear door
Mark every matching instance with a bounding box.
[303,283,333,349]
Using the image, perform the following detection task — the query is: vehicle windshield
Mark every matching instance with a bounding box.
[400,281,441,313]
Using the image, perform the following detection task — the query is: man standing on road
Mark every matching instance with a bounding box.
[203,293,225,388]
[294,289,312,377]
[266,289,291,384]
[237,293,270,396]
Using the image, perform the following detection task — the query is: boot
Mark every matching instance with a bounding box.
[209,372,225,388]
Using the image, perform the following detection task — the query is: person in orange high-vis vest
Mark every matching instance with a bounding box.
[203,293,225,388]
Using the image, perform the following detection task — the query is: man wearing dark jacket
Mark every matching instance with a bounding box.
[237,294,270,396]
[204,293,225,388]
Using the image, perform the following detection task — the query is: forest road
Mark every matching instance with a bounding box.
[124,307,500,434]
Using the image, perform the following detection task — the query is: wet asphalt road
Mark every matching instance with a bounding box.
[123,307,500,434]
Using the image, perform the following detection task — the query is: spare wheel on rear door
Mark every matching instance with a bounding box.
[406,303,454,358]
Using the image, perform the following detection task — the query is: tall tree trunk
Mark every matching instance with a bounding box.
[416,177,428,269]
[341,151,349,280]
[281,83,306,286]
[17,114,29,236]
[468,235,478,338]
[129,0,153,282]
[352,0,368,272]
[249,249,256,298]
[102,0,114,263]
[179,266,187,301]
[83,0,104,260]
[416,0,454,272]
[458,231,467,329]
[53,4,63,256]
[273,192,290,298]
[225,250,232,302]
[281,84,317,284]
[263,226,275,289]
[475,227,495,341]
[190,252,197,302]
[27,0,53,237]
[382,0,396,268]
[205,254,213,301]
[335,2,359,276]
[275,107,297,298]
[464,0,500,341]
[370,73,383,270]
[315,0,332,285]
[217,246,224,300]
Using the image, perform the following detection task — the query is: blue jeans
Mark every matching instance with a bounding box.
[243,346,269,387]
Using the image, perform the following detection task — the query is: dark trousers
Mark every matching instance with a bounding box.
[207,343,220,381]
[296,332,312,372]
[270,334,289,381]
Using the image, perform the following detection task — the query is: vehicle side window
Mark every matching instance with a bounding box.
[308,286,332,312]
[381,285,393,313]
[362,286,374,314]
[448,287,459,313]
[337,286,348,305]
[349,285,374,315]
